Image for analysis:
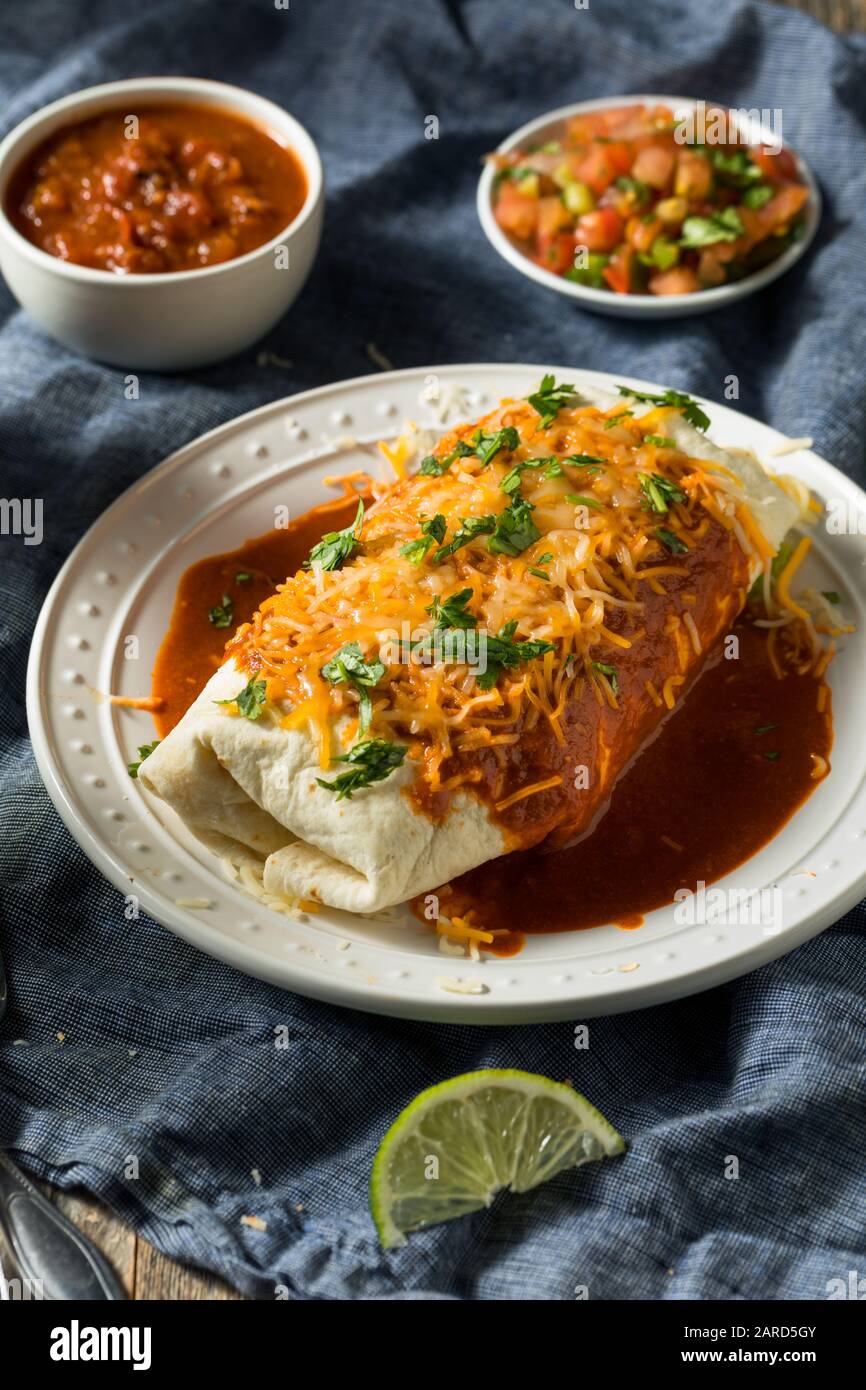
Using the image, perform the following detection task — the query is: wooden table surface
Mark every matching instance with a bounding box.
[9,0,863,1304]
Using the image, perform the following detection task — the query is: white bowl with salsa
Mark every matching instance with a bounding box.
[0,77,324,369]
[477,96,820,319]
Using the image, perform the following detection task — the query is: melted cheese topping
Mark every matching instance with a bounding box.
[227,395,783,791]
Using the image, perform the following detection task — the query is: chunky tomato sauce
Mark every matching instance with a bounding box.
[151,500,833,942]
[6,104,307,274]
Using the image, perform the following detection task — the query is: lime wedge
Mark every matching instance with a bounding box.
[370,1068,625,1249]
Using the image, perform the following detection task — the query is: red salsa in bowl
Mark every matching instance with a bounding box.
[4,103,308,275]
[489,103,810,297]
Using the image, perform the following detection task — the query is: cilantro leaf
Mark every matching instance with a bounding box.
[306,497,364,571]
[419,440,476,477]
[235,572,252,583]
[488,496,542,557]
[400,514,447,565]
[477,620,555,690]
[208,594,234,629]
[565,492,604,511]
[433,514,496,563]
[742,184,773,210]
[616,385,710,432]
[530,551,553,580]
[639,473,686,513]
[710,148,763,188]
[426,588,477,630]
[472,426,520,467]
[654,527,689,554]
[500,455,561,495]
[679,207,744,249]
[592,661,620,696]
[215,675,268,721]
[317,738,407,800]
[321,642,386,736]
[419,455,445,476]
[644,435,676,449]
[563,453,606,469]
[127,739,161,779]
[526,374,577,429]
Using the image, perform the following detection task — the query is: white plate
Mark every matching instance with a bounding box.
[27,365,866,1023]
[477,96,821,319]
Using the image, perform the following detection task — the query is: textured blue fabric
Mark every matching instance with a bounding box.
[1,0,865,1301]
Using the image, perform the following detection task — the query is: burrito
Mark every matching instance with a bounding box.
[140,378,801,914]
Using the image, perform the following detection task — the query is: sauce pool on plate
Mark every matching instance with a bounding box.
[150,498,832,944]
[6,104,307,274]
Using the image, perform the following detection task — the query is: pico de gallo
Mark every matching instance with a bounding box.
[490,103,810,296]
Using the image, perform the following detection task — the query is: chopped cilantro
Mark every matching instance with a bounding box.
[639,473,686,513]
[127,739,160,779]
[616,385,710,432]
[476,620,555,690]
[526,374,576,429]
[317,738,407,800]
[433,514,496,563]
[400,514,447,565]
[306,497,364,571]
[426,588,477,630]
[742,184,773,210]
[644,435,677,449]
[710,148,763,188]
[500,455,561,495]
[215,675,268,721]
[680,207,744,249]
[564,453,606,469]
[472,426,519,467]
[488,496,542,556]
[654,527,689,554]
[321,642,386,736]
[208,594,233,628]
[592,661,619,696]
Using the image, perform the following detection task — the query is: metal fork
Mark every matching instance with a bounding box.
[0,942,125,1299]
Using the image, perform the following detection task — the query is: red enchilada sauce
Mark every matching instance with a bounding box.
[6,105,306,274]
[150,498,832,944]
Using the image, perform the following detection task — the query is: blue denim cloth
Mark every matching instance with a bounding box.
[1,0,865,1300]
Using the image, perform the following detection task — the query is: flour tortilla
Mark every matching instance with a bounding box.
[140,390,799,915]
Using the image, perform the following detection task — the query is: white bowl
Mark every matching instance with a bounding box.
[0,77,324,370]
[477,94,821,320]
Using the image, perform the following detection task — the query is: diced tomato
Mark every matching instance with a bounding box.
[537,195,572,240]
[537,231,578,276]
[749,145,798,183]
[493,182,538,242]
[696,249,728,286]
[575,206,623,253]
[631,144,675,191]
[626,215,662,254]
[602,246,636,294]
[757,182,809,233]
[674,152,713,200]
[574,142,622,195]
[604,141,634,175]
[648,266,701,295]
